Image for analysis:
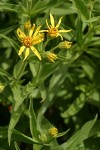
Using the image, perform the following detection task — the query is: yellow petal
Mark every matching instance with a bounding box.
[33,25,41,37]
[59,29,71,33]
[18,46,25,55]
[50,13,55,27]
[23,48,30,61]
[57,33,63,40]
[17,28,26,40]
[29,24,35,36]
[32,34,44,45]
[31,46,42,60]
[56,16,63,28]
[46,19,50,29]
[39,30,49,33]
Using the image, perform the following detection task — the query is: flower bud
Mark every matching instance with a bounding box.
[24,20,31,30]
[39,134,47,142]
[58,41,72,49]
[48,127,58,137]
[46,52,58,62]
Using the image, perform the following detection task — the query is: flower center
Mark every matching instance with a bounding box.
[22,36,33,47]
[49,27,58,37]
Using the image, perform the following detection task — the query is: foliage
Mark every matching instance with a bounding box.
[0,0,100,149]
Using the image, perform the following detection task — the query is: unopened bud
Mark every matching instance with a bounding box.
[24,20,31,30]
[48,127,58,137]
[39,134,47,142]
[58,41,72,49]
[46,52,58,62]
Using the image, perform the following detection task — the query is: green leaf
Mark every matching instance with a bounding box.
[56,129,70,138]
[14,142,20,150]
[76,17,83,46]
[64,116,97,149]
[13,60,27,80]
[33,61,60,86]
[0,34,19,53]
[8,104,23,145]
[29,97,40,139]
[61,93,86,118]
[0,2,21,13]
[0,25,18,35]
[86,49,100,58]
[39,83,47,102]
[0,127,40,144]
[0,68,14,79]
[73,0,91,21]
[11,83,25,111]
[53,116,97,150]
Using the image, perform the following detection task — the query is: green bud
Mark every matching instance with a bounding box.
[58,41,72,49]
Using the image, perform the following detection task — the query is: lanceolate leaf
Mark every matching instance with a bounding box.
[8,104,23,145]
[61,93,86,118]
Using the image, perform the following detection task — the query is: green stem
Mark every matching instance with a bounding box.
[43,37,51,51]
[49,45,59,52]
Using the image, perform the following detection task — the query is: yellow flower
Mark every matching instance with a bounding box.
[17,24,44,60]
[59,41,72,49]
[46,52,58,62]
[48,127,58,137]
[40,13,71,40]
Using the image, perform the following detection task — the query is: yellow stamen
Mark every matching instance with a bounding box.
[22,36,33,47]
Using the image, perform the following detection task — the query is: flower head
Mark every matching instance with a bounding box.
[17,24,44,60]
[46,52,58,62]
[48,127,58,137]
[40,13,71,40]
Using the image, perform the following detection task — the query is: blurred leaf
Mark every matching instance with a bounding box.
[73,0,91,21]
[0,34,19,53]
[0,25,18,35]
[0,68,14,80]
[84,137,100,150]
[14,142,20,150]
[76,17,83,46]
[0,2,21,13]
[86,49,100,58]
[61,93,86,118]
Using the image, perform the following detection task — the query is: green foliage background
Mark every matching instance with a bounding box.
[0,0,100,149]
